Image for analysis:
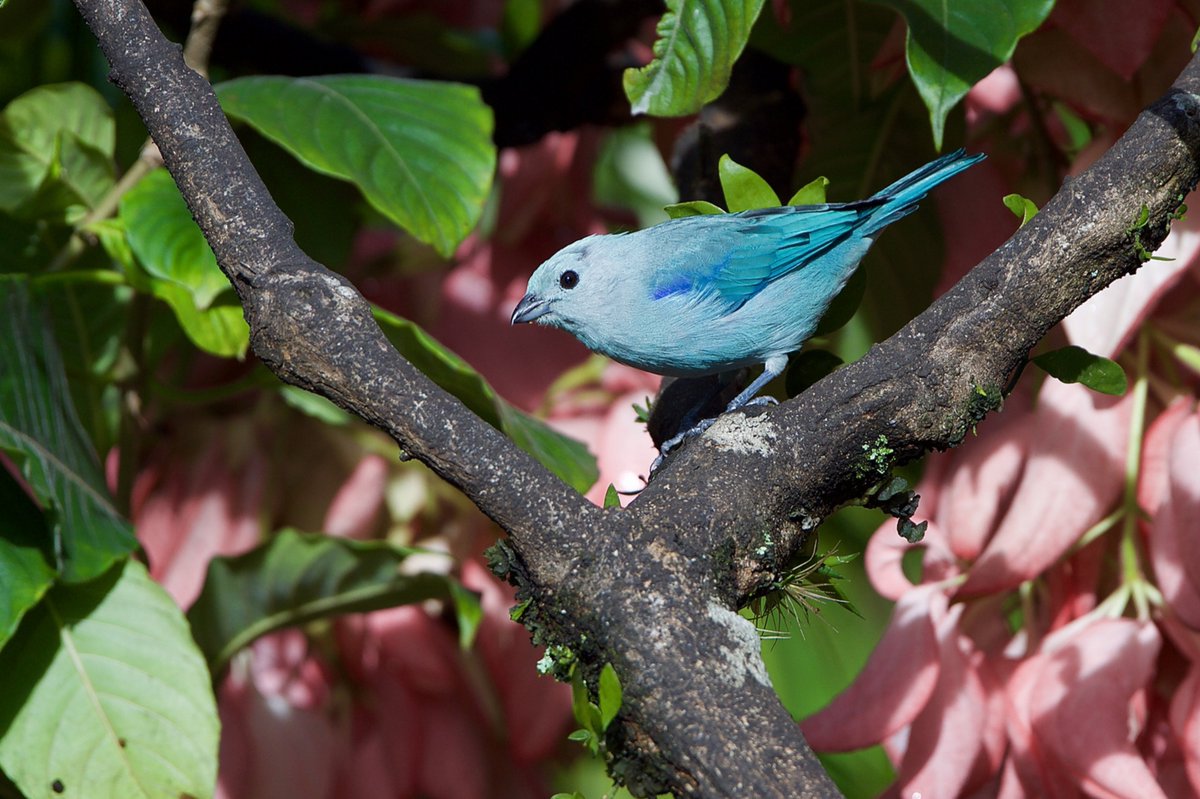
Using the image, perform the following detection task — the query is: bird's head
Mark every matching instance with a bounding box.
[510,236,619,338]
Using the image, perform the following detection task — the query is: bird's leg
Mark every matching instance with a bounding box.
[650,356,789,474]
[725,354,789,412]
[650,416,718,473]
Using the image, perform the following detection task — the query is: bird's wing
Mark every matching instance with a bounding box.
[701,202,882,309]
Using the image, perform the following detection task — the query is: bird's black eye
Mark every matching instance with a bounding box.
[559,270,579,289]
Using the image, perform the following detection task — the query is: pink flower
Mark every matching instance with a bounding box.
[960,379,1132,598]
[806,191,1200,794]
[1002,617,1165,799]
[1143,398,1200,630]
[216,631,342,799]
[125,416,267,607]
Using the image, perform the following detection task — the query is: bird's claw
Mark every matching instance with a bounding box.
[737,395,779,410]
[650,417,717,474]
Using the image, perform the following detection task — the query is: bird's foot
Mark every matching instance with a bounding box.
[650,416,717,474]
[731,395,779,412]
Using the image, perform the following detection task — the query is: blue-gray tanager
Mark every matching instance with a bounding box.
[512,149,984,426]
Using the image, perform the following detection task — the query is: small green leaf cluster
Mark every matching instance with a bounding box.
[568,662,624,756]
[664,154,830,218]
[1128,203,1175,263]
[855,434,895,480]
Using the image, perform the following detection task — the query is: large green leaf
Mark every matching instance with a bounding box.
[216,75,496,257]
[0,467,56,651]
[120,168,229,310]
[869,0,1054,148]
[0,82,115,214]
[30,272,132,450]
[0,279,137,583]
[497,402,599,496]
[624,0,767,116]
[187,529,481,674]
[373,307,598,493]
[0,561,218,799]
[115,171,251,357]
[150,281,250,359]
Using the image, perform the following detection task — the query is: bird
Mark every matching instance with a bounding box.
[512,149,984,452]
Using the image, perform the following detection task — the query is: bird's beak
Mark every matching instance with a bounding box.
[511,292,551,325]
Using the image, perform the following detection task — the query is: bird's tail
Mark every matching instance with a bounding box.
[862,149,986,234]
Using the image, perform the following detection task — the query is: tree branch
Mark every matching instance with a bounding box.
[72,0,1200,795]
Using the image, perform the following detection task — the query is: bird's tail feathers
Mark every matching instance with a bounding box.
[862,149,985,234]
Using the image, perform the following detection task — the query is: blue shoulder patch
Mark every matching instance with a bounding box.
[651,274,694,300]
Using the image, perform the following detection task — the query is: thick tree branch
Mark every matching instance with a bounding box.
[72,0,1200,795]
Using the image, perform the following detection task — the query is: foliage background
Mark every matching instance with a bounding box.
[0,0,1197,797]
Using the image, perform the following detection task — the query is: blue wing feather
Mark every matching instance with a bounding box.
[646,148,984,311]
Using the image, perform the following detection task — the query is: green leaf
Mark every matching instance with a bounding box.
[372,306,598,493]
[598,662,623,731]
[663,199,726,218]
[1052,102,1092,154]
[0,280,137,583]
[788,176,830,206]
[603,484,621,508]
[1033,345,1128,396]
[279,384,352,426]
[120,168,229,310]
[0,82,115,214]
[29,272,131,448]
[1003,193,1039,226]
[0,561,219,799]
[447,579,483,649]
[187,529,463,674]
[149,279,250,359]
[0,130,46,212]
[87,218,141,283]
[0,468,55,650]
[216,75,496,257]
[624,0,767,116]
[498,403,598,495]
[719,154,781,212]
[871,0,1054,148]
[502,0,545,57]
[570,670,594,729]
